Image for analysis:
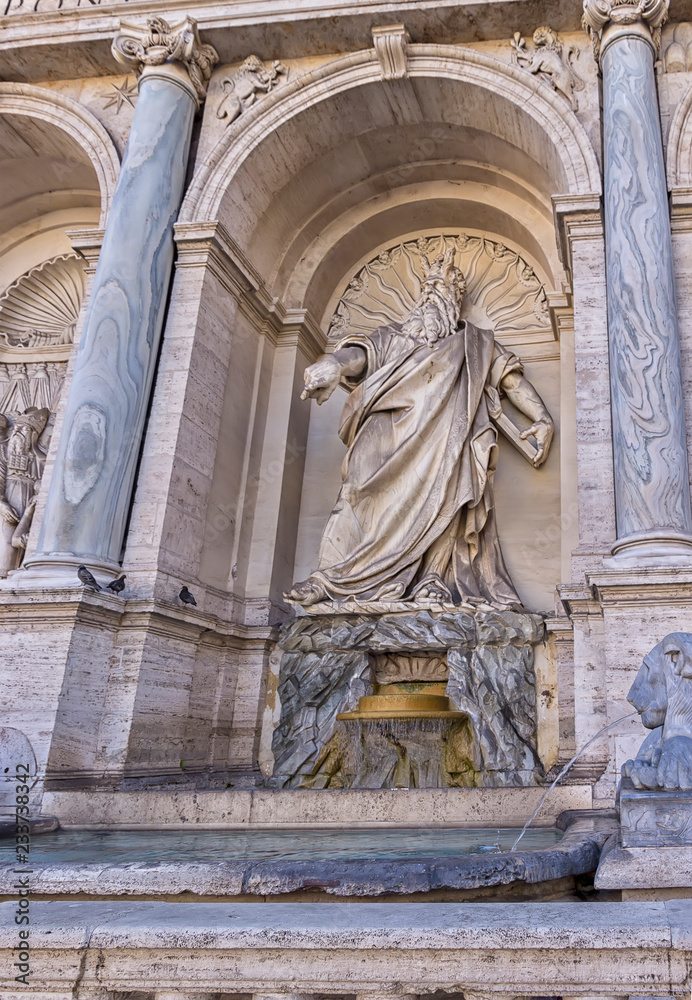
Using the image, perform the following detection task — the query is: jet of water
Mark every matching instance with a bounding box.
[510,710,639,852]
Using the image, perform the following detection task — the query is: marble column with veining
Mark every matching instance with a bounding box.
[19,17,217,583]
[584,0,692,562]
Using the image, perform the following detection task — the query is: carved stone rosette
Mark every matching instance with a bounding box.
[582,0,669,59]
[112,16,219,104]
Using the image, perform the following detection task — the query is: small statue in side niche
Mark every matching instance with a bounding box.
[0,407,50,576]
[216,55,288,125]
[511,26,584,111]
[622,633,692,792]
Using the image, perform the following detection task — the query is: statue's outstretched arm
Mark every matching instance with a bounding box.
[301,347,367,405]
[500,371,554,468]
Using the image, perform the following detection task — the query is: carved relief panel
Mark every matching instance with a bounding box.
[0,253,84,575]
[327,233,552,345]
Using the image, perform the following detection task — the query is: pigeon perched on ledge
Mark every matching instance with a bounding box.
[179,586,197,606]
[77,565,102,591]
[107,575,126,594]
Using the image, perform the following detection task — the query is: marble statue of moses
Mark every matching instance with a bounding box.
[286,248,554,610]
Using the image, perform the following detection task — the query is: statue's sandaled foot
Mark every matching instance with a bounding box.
[284,577,329,606]
[411,575,453,603]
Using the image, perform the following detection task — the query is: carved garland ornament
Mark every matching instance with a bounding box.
[327,234,551,343]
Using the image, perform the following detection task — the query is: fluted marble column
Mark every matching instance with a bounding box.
[584,0,692,562]
[20,17,217,583]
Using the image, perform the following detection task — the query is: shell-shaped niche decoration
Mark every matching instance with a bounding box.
[328,234,551,343]
[0,254,86,354]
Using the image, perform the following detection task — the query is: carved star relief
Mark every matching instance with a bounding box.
[102,78,138,114]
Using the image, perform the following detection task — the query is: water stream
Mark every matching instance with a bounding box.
[510,710,639,851]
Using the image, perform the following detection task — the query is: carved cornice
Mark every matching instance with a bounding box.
[552,193,603,279]
[112,16,219,104]
[173,220,327,359]
[582,0,669,60]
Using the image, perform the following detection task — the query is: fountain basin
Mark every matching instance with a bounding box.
[337,682,466,720]
[0,811,617,901]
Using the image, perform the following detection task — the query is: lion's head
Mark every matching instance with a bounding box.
[532,26,562,53]
[628,632,692,737]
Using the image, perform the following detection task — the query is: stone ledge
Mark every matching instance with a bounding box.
[0,898,687,996]
[41,785,594,829]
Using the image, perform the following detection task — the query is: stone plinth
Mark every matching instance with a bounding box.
[620,777,692,848]
[596,779,692,891]
[269,609,545,790]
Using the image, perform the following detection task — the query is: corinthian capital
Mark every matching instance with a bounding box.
[582,0,669,58]
[112,16,219,104]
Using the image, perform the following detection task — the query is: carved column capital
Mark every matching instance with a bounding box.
[582,0,669,59]
[112,16,219,104]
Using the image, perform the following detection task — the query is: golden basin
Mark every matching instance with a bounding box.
[337,682,466,720]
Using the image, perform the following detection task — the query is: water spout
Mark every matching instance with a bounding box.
[510,710,638,851]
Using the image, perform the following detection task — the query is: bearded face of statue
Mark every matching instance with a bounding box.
[401,269,466,346]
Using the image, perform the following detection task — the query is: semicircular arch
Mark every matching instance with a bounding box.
[182,42,601,231]
[0,82,121,228]
[667,86,692,187]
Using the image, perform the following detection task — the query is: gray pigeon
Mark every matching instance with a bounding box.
[107,575,126,594]
[77,565,102,591]
[179,586,197,606]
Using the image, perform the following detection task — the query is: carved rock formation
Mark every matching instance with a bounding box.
[268,610,545,789]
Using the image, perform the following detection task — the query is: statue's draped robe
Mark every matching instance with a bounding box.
[310,320,524,606]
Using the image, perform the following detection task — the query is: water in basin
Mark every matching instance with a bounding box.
[0,826,560,864]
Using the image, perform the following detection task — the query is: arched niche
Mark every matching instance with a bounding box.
[293,226,563,613]
[0,84,118,574]
[0,83,120,231]
[190,45,597,605]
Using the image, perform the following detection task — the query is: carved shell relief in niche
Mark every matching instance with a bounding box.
[327,234,551,344]
[0,254,86,352]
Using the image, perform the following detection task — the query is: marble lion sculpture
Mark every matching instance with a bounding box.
[622,632,692,792]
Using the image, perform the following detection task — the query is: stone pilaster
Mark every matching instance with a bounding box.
[583,0,692,564]
[15,17,218,586]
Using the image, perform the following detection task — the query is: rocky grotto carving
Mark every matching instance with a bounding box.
[286,247,554,611]
[216,56,288,125]
[269,610,545,789]
[511,26,584,109]
[622,633,692,791]
[0,255,85,353]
